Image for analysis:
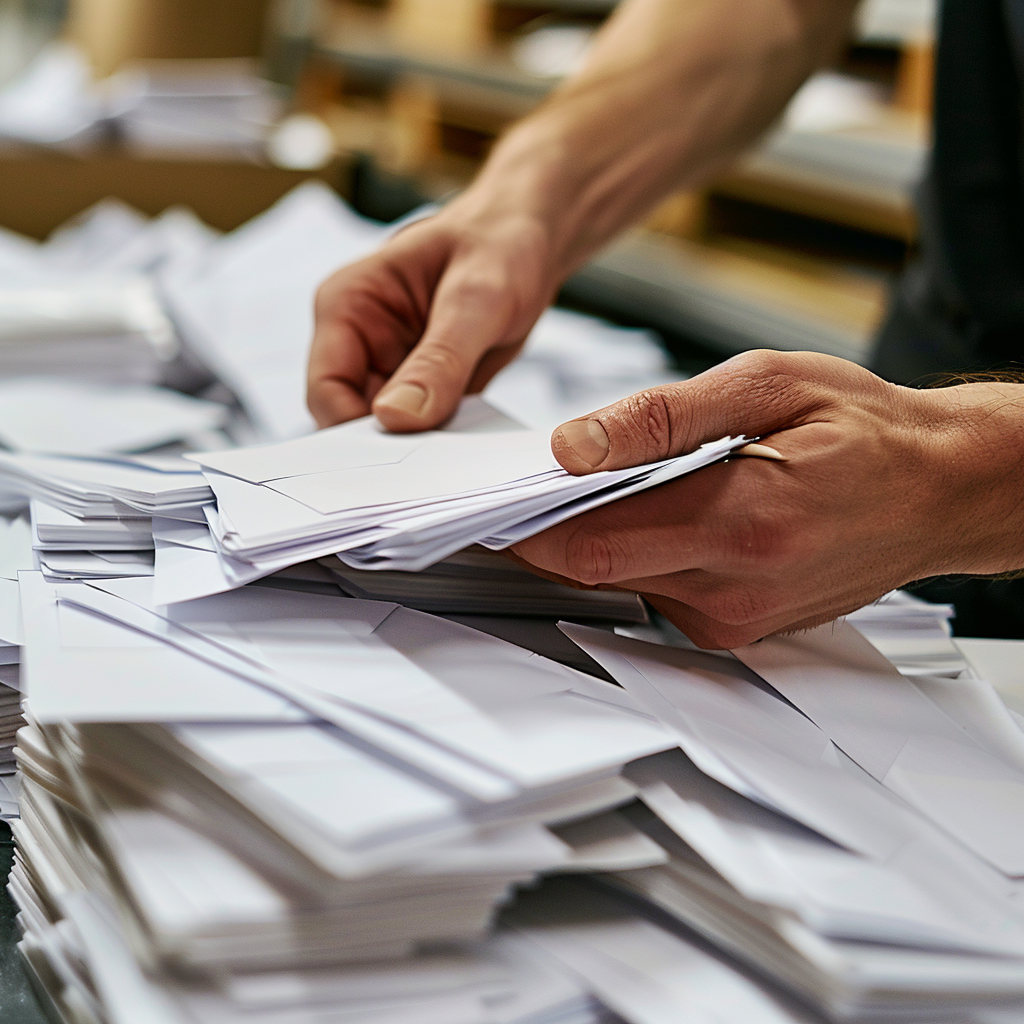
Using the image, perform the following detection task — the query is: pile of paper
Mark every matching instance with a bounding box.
[9,570,674,1022]
[0,451,212,520]
[104,59,280,155]
[0,43,279,154]
[0,517,25,818]
[30,500,154,582]
[553,620,1024,1021]
[0,272,177,385]
[13,568,1024,1023]
[186,398,743,576]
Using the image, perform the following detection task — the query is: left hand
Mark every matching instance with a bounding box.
[510,350,1024,648]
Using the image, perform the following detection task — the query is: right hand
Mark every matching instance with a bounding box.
[307,206,559,432]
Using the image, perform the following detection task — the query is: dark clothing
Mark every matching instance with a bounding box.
[873,0,1024,637]
[874,0,1024,383]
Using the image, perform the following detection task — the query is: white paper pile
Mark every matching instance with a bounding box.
[0,43,279,154]
[9,569,674,1021]
[846,588,964,676]
[0,516,25,817]
[185,397,743,575]
[30,499,154,582]
[0,667,21,818]
[0,272,177,385]
[0,42,101,145]
[0,451,212,520]
[104,59,280,154]
[8,534,1024,1024]
[554,620,1024,1021]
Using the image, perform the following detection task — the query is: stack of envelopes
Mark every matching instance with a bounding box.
[553,620,1024,1021]
[185,398,744,575]
[11,570,678,1021]
[0,667,20,818]
[31,499,155,581]
[15,575,1024,1023]
[0,451,213,520]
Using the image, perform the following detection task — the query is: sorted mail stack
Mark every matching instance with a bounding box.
[0,517,24,821]
[10,572,674,1023]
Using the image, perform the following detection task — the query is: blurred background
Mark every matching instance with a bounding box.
[0,0,933,372]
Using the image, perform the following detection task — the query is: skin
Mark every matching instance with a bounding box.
[308,0,858,430]
[510,350,1024,648]
[308,0,1024,646]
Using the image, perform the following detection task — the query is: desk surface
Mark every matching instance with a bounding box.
[0,824,48,1024]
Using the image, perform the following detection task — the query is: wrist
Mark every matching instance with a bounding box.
[913,382,1024,577]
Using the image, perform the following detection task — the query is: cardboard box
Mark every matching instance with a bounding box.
[67,0,273,76]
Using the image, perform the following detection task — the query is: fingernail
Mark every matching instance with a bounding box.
[556,419,609,467]
[734,443,787,462]
[375,383,428,417]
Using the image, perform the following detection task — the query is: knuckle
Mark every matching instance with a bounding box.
[562,524,624,585]
[617,387,685,460]
[450,269,507,307]
[408,341,471,379]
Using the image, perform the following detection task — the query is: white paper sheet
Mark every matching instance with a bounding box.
[735,622,1024,876]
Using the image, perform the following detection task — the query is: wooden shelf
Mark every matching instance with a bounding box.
[566,230,888,366]
[316,33,553,100]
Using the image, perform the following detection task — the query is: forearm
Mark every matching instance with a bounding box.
[452,0,858,276]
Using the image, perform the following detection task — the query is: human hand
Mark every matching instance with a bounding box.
[511,350,1024,648]
[307,205,558,433]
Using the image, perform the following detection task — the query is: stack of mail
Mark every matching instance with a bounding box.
[846,588,965,676]
[9,570,674,1022]
[0,517,25,820]
[554,620,1024,1021]
[0,515,28,657]
[0,272,178,385]
[30,500,155,582]
[186,398,744,575]
[0,451,212,520]
[104,60,280,155]
[0,668,20,819]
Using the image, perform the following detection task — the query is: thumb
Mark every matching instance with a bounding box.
[372,262,525,432]
[551,350,839,474]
